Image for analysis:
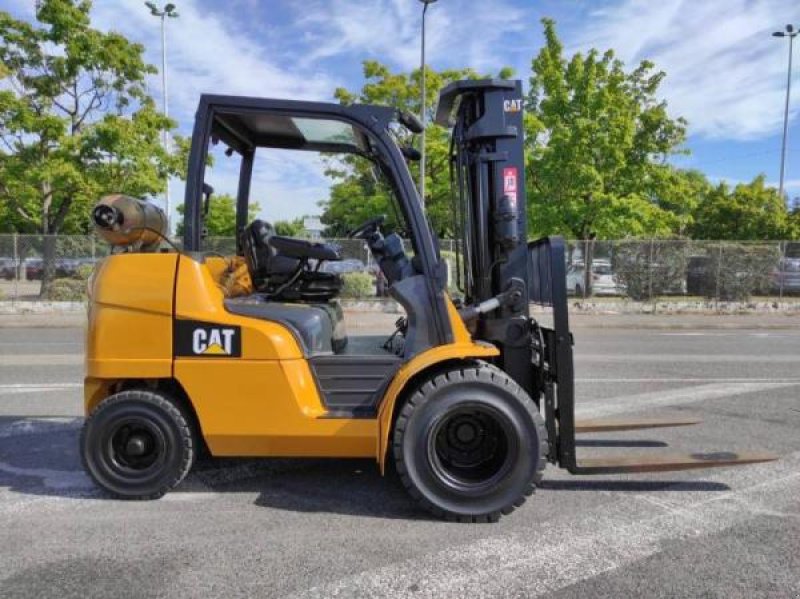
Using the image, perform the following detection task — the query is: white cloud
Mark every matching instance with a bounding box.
[572,0,799,140]
[83,0,343,222]
[87,0,337,127]
[297,0,530,73]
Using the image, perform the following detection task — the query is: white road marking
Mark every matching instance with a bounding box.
[0,354,82,366]
[577,381,799,419]
[579,354,800,363]
[576,377,800,383]
[0,341,81,346]
[287,453,800,599]
[0,383,82,396]
[658,332,796,338]
[0,417,80,438]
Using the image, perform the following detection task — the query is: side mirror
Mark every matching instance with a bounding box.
[398,111,424,134]
[401,146,421,161]
[202,183,214,217]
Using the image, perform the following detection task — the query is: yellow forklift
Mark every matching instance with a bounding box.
[81,80,775,522]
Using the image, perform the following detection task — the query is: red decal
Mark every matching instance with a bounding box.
[503,167,518,206]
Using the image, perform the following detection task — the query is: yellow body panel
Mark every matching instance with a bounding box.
[85,253,178,382]
[174,255,303,360]
[175,359,376,456]
[85,252,496,465]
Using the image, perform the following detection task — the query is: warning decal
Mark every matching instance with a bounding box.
[503,167,518,206]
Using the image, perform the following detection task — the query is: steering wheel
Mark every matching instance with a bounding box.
[347,215,386,239]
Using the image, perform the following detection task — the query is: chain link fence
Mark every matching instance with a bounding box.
[1,235,798,303]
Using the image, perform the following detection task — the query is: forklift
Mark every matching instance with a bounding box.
[81,79,775,522]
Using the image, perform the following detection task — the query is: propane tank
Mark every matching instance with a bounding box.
[92,194,168,252]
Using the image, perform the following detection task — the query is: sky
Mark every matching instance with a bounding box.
[2,0,799,224]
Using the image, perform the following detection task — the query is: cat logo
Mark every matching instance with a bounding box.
[503,99,522,113]
[193,328,236,355]
[174,320,241,358]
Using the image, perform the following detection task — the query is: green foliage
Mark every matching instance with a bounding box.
[691,176,792,240]
[274,218,305,237]
[340,271,374,298]
[175,194,259,237]
[705,243,781,301]
[0,0,184,295]
[525,19,692,239]
[75,263,94,279]
[322,61,509,238]
[44,277,86,301]
[613,241,688,301]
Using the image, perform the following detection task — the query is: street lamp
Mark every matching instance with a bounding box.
[772,24,797,201]
[418,0,438,209]
[146,2,179,234]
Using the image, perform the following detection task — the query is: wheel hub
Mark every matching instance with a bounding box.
[430,406,512,487]
[125,435,148,456]
[110,422,160,471]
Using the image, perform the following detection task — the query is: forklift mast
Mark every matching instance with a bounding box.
[436,80,536,395]
[436,80,775,475]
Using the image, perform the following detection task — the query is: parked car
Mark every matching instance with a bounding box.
[24,258,44,280]
[0,257,18,280]
[566,259,624,296]
[771,257,800,294]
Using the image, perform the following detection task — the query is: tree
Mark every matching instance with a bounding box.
[691,175,792,240]
[321,61,514,238]
[0,0,183,295]
[175,194,259,237]
[274,217,305,237]
[525,19,692,241]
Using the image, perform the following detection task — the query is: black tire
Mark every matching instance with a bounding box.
[575,284,583,297]
[80,389,195,499]
[393,364,547,522]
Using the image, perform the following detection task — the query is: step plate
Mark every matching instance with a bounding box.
[572,451,778,475]
[574,417,702,433]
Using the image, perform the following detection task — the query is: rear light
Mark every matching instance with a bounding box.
[592,274,600,281]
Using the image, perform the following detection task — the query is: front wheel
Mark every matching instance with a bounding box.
[81,389,195,499]
[393,364,547,522]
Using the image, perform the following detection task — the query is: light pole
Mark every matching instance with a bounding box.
[146,2,179,233]
[418,0,437,209]
[773,24,797,201]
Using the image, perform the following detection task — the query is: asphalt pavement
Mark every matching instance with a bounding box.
[1,321,799,598]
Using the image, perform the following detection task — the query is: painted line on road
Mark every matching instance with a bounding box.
[0,417,81,438]
[658,332,798,337]
[0,355,82,366]
[0,342,81,346]
[578,354,800,363]
[577,381,798,419]
[288,452,800,599]
[0,383,82,396]
[576,377,800,383]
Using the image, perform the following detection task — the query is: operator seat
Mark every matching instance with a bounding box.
[241,219,343,302]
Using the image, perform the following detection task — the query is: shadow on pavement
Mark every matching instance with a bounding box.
[0,416,730,514]
[0,416,430,520]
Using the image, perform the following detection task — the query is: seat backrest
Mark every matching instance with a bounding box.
[241,219,278,283]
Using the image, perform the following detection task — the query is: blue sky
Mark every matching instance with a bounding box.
[3,0,799,223]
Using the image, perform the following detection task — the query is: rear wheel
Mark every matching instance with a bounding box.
[81,389,195,499]
[393,364,547,522]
